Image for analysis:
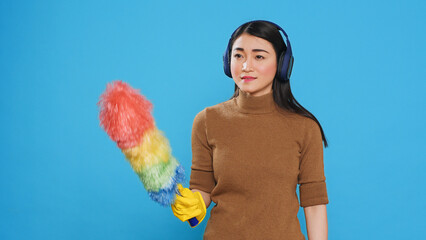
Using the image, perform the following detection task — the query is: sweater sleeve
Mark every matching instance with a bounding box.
[189,108,215,193]
[298,117,329,207]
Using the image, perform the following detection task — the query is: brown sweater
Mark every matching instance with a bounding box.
[189,88,329,240]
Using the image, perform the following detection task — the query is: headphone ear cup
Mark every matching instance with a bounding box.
[223,47,232,78]
[280,50,293,82]
[276,53,286,82]
[286,56,294,80]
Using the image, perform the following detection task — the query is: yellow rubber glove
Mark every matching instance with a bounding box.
[171,184,206,228]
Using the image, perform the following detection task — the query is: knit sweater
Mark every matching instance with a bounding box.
[189,88,329,240]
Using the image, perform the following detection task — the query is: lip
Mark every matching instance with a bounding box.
[241,76,256,82]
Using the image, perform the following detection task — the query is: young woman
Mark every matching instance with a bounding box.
[172,20,329,240]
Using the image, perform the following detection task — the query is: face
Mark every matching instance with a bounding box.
[230,33,277,97]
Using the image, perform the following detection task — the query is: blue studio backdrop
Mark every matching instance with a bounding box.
[1,0,425,239]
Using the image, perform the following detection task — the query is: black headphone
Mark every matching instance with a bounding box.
[223,20,294,82]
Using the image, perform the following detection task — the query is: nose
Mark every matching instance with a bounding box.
[242,59,253,72]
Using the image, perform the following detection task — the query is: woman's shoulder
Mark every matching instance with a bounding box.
[286,113,321,137]
[193,99,233,121]
[276,108,305,121]
[276,109,319,131]
[201,99,234,115]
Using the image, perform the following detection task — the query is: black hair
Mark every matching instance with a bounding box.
[227,20,328,147]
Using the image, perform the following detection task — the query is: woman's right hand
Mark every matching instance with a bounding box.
[171,184,207,228]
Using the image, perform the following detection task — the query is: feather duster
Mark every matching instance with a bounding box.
[97,80,185,206]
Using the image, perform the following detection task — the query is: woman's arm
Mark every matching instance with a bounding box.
[191,188,212,208]
[304,204,328,240]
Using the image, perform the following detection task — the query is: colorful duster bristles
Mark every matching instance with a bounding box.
[97,80,185,206]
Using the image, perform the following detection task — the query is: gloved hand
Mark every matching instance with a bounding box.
[171,184,207,228]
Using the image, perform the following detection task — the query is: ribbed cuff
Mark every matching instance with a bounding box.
[299,181,329,207]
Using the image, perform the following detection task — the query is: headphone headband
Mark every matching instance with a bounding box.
[223,20,294,82]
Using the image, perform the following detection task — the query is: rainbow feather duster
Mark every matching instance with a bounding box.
[97,80,185,206]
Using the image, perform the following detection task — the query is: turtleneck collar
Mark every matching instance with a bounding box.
[234,88,277,114]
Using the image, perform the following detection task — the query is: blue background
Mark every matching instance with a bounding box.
[1,0,425,239]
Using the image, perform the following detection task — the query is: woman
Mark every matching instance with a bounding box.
[172,20,329,240]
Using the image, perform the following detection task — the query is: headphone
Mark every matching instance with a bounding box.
[223,20,294,82]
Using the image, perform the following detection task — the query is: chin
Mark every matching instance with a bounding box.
[239,84,273,97]
[239,85,258,94]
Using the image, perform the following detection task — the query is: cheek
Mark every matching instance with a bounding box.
[258,61,277,77]
[230,61,240,76]
[230,61,240,84]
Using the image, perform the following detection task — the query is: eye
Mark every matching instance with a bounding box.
[233,53,243,59]
[255,55,265,60]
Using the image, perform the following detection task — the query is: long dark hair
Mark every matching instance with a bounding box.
[227,20,328,147]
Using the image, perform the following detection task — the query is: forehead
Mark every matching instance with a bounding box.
[232,33,274,52]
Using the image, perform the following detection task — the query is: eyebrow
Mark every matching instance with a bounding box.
[233,47,270,54]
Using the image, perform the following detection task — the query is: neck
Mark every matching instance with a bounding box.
[234,88,276,114]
